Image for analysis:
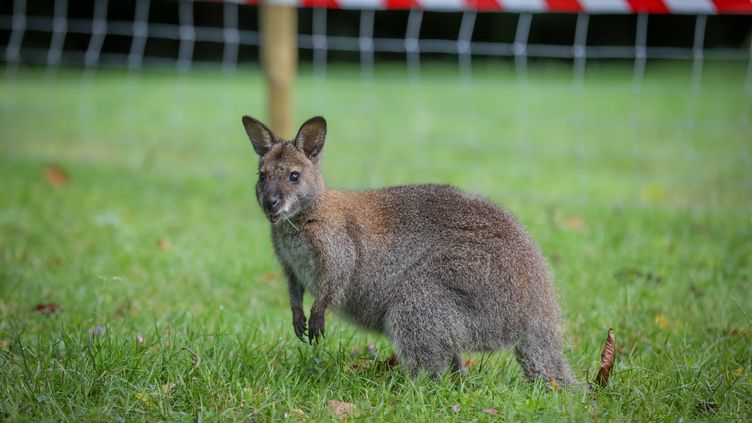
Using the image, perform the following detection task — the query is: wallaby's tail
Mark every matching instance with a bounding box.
[514,321,577,386]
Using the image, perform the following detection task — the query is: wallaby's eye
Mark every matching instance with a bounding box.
[289,171,300,183]
[258,171,265,183]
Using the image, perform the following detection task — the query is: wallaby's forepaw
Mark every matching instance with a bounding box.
[308,311,325,344]
[292,310,307,343]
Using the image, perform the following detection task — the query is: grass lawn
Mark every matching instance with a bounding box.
[0,62,750,421]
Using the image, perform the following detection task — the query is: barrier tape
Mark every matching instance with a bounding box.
[214,0,752,13]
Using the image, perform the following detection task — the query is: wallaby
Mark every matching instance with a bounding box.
[242,115,575,384]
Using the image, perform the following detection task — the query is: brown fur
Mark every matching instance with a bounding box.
[242,115,575,384]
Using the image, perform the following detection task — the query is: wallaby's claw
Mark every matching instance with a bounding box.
[308,312,325,345]
[293,313,307,342]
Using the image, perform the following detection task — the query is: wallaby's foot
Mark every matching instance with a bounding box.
[308,309,325,344]
[514,323,575,386]
[292,308,307,342]
[451,353,468,377]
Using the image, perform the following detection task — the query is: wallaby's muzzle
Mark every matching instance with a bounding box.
[260,186,284,223]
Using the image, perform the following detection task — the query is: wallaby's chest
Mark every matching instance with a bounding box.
[273,230,318,294]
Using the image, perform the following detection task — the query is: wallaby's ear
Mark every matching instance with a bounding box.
[293,116,327,162]
[242,115,276,156]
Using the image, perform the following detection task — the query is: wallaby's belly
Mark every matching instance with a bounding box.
[333,274,394,333]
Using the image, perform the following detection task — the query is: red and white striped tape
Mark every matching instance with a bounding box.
[222,0,752,13]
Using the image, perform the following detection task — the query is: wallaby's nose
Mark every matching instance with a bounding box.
[269,195,281,210]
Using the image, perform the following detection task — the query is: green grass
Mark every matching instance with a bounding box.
[1,62,751,421]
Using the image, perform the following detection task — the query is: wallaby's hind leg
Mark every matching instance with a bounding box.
[385,302,460,379]
[451,353,468,376]
[514,322,575,386]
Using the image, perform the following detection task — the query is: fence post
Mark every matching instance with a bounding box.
[261,3,297,139]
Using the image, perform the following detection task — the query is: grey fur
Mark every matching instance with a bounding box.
[242,115,575,385]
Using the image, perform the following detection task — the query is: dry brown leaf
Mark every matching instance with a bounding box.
[483,407,498,416]
[327,400,356,419]
[464,358,476,369]
[654,314,670,329]
[261,272,280,282]
[157,238,172,251]
[722,326,749,337]
[45,165,68,187]
[561,215,586,231]
[594,329,615,388]
[33,303,60,314]
[549,377,558,391]
[161,383,176,394]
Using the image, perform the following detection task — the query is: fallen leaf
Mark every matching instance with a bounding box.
[157,238,172,251]
[261,272,280,282]
[560,215,586,231]
[654,314,671,329]
[134,392,153,406]
[550,377,558,391]
[642,184,668,203]
[464,358,476,369]
[721,326,749,337]
[33,303,60,314]
[594,329,615,388]
[45,165,68,187]
[327,400,356,419]
[161,383,176,394]
[483,407,498,416]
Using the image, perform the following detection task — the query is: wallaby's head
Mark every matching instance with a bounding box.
[242,115,327,225]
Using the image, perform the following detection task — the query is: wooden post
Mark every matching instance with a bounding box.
[261,3,297,139]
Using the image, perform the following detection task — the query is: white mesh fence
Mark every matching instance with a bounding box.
[1,0,750,82]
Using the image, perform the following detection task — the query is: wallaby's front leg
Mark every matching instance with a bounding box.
[307,234,354,344]
[285,266,307,343]
[308,294,329,344]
